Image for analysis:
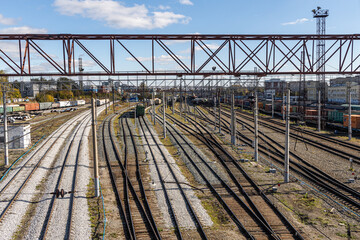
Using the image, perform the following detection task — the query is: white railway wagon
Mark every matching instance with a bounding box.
[96,99,109,106]
[76,100,86,105]
[58,101,71,108]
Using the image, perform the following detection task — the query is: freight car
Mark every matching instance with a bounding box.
[0,99,87,115]
[136,105,145,117]
[96,99,110,106]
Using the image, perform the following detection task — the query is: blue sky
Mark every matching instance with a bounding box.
[1,0,358,34]
[0,0,359,79]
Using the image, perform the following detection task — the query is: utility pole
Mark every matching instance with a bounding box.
[213,94,217,131]
[112,85,115,112]
[254,92,259,162]
[105,95,108,115]
[231,91,236,145]
[180,77,183,118]
[282,93,285,121]
[163,91,166,138]
[184,81,187,122]
[2,90,9,166]
[173,78,176,114]
[152,90,155,125]
[219,88,222,134]
[284,89,290,183]
[348,83,352,140]
[134,104,137,130]
[318,90,321,132]
[272,94,275,118]
[91,98,100,197]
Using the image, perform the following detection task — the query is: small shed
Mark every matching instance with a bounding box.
[0,124,31,149]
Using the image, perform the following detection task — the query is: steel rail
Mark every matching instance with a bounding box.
[206,107,360,211]
[39,113,91,239]
[0,111,87,224]
[138,117,183,240]
[101,114,133,240]
[157,107,301,239]
[154,110,273,239]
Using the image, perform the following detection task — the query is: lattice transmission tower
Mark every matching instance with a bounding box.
[312,6,329,127]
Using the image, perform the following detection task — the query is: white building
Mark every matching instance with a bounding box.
[0,125,31,149]
[328,83,360,104]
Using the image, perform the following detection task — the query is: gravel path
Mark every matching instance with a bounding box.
[0,110,90,240]
[139,116,213,229]
[0,104,108,239]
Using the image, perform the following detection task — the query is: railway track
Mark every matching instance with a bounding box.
[0,110,89,237]
[200,106,360,213]
[224,105,360,165]
[139,115,208,239]
[39,113,91,239]
[100,113,161,239]
[155,107,304,239]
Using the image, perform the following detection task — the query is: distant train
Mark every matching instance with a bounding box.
[0,100,87,114]
[220,96,360,129]
[96,99,110,106]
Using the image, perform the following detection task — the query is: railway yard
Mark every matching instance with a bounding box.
[0,97,358,240]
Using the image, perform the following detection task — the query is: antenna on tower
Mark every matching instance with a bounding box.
[79,57,84,90]
[312,6,329,130]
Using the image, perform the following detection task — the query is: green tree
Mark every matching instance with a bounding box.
[36,93,54,102]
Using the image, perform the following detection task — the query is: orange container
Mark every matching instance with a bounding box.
[343,115,360,129]
[20,102,40,111]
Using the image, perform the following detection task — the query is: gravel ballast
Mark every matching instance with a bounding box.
[139,117,213,229]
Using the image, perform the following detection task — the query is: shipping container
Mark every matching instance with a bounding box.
[51,102,60,108]
[21,103,40,111]
[39,102,53,110]
[58,101,71,108]
[76,100,86,105]
[0,107,13,113]
[328,110,344,123]
[343,114,360,129]
[12,106,25,112]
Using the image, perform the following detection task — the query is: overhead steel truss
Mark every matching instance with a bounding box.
[0,34,360,77]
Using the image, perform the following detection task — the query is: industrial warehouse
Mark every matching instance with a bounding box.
[0,1,359,240]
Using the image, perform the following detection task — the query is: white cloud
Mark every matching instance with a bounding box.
[282,18,309,26]
[158,5,171,10]
[0,26,47,34]
[53,0,191,29]
[0,14,17,25]
[179,0,193,6]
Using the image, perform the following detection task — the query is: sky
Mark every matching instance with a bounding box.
[0,0,359,81]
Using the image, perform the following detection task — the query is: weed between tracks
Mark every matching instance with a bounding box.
[150,106,233,231]
[12,126,71,240]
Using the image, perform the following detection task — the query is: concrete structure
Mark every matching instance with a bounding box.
[306,80,328,102]
[328,82,360,104]
[264,78,286,98]
[20,81,57,98]
[0,125,31,149]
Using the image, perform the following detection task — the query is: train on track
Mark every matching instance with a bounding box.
[218,96,360,129]
[0,99,110,115]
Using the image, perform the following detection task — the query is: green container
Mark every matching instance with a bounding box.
[136,105,145,117]
[12,106,25,112]
[329,111,344,123]
[0,107,13,113]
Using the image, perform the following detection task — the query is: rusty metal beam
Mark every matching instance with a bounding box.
[0,34,358,76]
